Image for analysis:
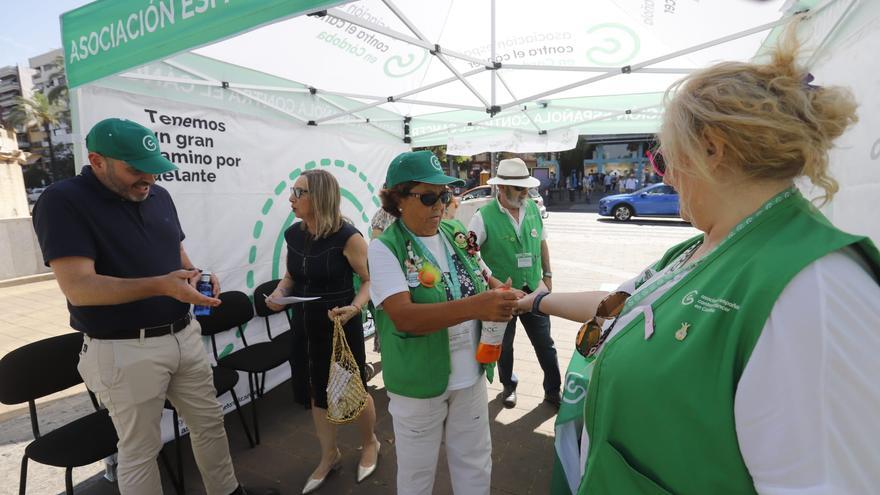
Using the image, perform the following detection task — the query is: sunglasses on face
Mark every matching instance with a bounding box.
[290,187,309,198]
[575,291,631,357]
[507,185,527,192]
[407,190,453,207]
[646,148,666,177]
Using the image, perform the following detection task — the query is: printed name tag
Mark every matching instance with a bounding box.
[516,253,533,268]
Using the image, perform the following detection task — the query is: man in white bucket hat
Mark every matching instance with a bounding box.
[467,158,561,409]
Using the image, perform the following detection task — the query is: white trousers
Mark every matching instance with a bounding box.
[78,320,239,495]
[388,379,492,495]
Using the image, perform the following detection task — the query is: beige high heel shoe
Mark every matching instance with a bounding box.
[302,449,342,494]
[356,439,381,483]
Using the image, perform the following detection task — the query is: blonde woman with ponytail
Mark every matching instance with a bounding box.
[518,22,880,494]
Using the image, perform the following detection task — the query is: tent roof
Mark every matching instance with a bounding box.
[61,0,827,152]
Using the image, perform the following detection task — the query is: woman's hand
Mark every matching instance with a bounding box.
[515,290,543,315]
[328,305,361,325]
[265,288,288,312]
[473,287,520,322]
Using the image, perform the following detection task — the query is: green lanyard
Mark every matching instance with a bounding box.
[400,223,462,300]
[620,186,799,317]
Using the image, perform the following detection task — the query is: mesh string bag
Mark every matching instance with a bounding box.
[326,317,368,424]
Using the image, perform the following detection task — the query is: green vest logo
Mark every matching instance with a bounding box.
[682,290,698,305]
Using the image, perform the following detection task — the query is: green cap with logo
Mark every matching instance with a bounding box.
[85,118,177,174]
[385,150,464,188]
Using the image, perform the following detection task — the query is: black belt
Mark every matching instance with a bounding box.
[98,314,192,340]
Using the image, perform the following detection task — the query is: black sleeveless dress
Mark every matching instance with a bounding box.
[285,221,367,409]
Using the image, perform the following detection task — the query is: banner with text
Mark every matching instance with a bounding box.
[62,0,348,88]
[77,85,406,433]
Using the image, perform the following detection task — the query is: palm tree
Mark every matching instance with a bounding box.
[7,92,66,182]
[45,55,69,106]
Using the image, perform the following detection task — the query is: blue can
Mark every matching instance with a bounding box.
[193,273,213,316]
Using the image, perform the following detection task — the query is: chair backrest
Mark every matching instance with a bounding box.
[253,279,283,317]
[196,290,254,336]
[0,332,84,406]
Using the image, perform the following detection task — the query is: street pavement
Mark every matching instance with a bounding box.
[0,211,698,494]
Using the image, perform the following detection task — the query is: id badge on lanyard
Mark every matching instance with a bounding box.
[516,252,533,268]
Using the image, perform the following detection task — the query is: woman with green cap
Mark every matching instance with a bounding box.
[368,150,521,495]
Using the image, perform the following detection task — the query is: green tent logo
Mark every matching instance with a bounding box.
[384,50,429,78]
[585,23,640,66]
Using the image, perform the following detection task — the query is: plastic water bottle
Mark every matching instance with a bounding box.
[476,320,507,364]
[193,273,213,316]
[477,286,511,364]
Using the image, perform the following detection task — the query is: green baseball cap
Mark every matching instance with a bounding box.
[385,150,464,188]
[85,118,177,174]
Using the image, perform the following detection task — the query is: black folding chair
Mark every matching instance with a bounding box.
[199,291,290,445]
[0,333,117,495]
[252,279,313,408]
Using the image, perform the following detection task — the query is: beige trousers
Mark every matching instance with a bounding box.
[387,379,492,495]
[77,319,239,495]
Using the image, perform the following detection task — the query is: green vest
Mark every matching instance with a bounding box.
[479,198,544,290]
[579,191,880,495]
[374,219,493,398]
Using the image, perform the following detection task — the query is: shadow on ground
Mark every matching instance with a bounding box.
[70,368,556,495]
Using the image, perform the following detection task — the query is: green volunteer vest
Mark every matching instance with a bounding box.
[479,198,544,290]
[578,190,880,495]
[375,219,493,398]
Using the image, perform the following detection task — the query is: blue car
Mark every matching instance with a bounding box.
[598,183,680,221]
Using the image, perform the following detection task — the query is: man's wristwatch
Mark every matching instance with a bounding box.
[543,272,552,278]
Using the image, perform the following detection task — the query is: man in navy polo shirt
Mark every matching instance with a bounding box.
[33,118,276,495]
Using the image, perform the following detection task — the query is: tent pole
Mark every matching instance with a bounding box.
[396,99,484,111]
[495,72,542,132]
[314,94,402,140]
[119,73,227,87]
[161,60,313,123]
[379,0,489,107]
[327,8,489,68]
[314,67,487,124]
[806,0,859,67]
[491,0,497,108]
[381,0,429,40]
[501,65,694,74]
[434,55,490,107]
[499,12,803,110]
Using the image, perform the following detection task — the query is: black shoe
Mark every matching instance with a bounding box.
[544,391,562,409]
[230,484,280,495]
[502,387,517,408]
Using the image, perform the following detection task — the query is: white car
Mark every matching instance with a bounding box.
[455,185,548,226]
[27,187,47,203]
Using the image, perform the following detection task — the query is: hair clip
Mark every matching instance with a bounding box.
[802,72,820,91]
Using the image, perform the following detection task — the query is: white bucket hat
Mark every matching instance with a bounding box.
[487,158,540,188]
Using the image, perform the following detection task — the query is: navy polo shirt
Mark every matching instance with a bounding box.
[32,166,189,338]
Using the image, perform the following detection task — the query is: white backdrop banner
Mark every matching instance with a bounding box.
[77,85,406,437]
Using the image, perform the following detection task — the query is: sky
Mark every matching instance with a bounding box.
[0,0,92,68]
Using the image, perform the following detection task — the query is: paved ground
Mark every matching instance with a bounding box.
[0,211,697,495]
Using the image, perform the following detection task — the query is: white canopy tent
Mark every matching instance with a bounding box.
[58,0,880,474]
[62,0,834,155]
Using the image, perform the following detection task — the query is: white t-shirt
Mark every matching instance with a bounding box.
[582,247,880,493]
[468,197,548,247]
[368,234,483,391]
